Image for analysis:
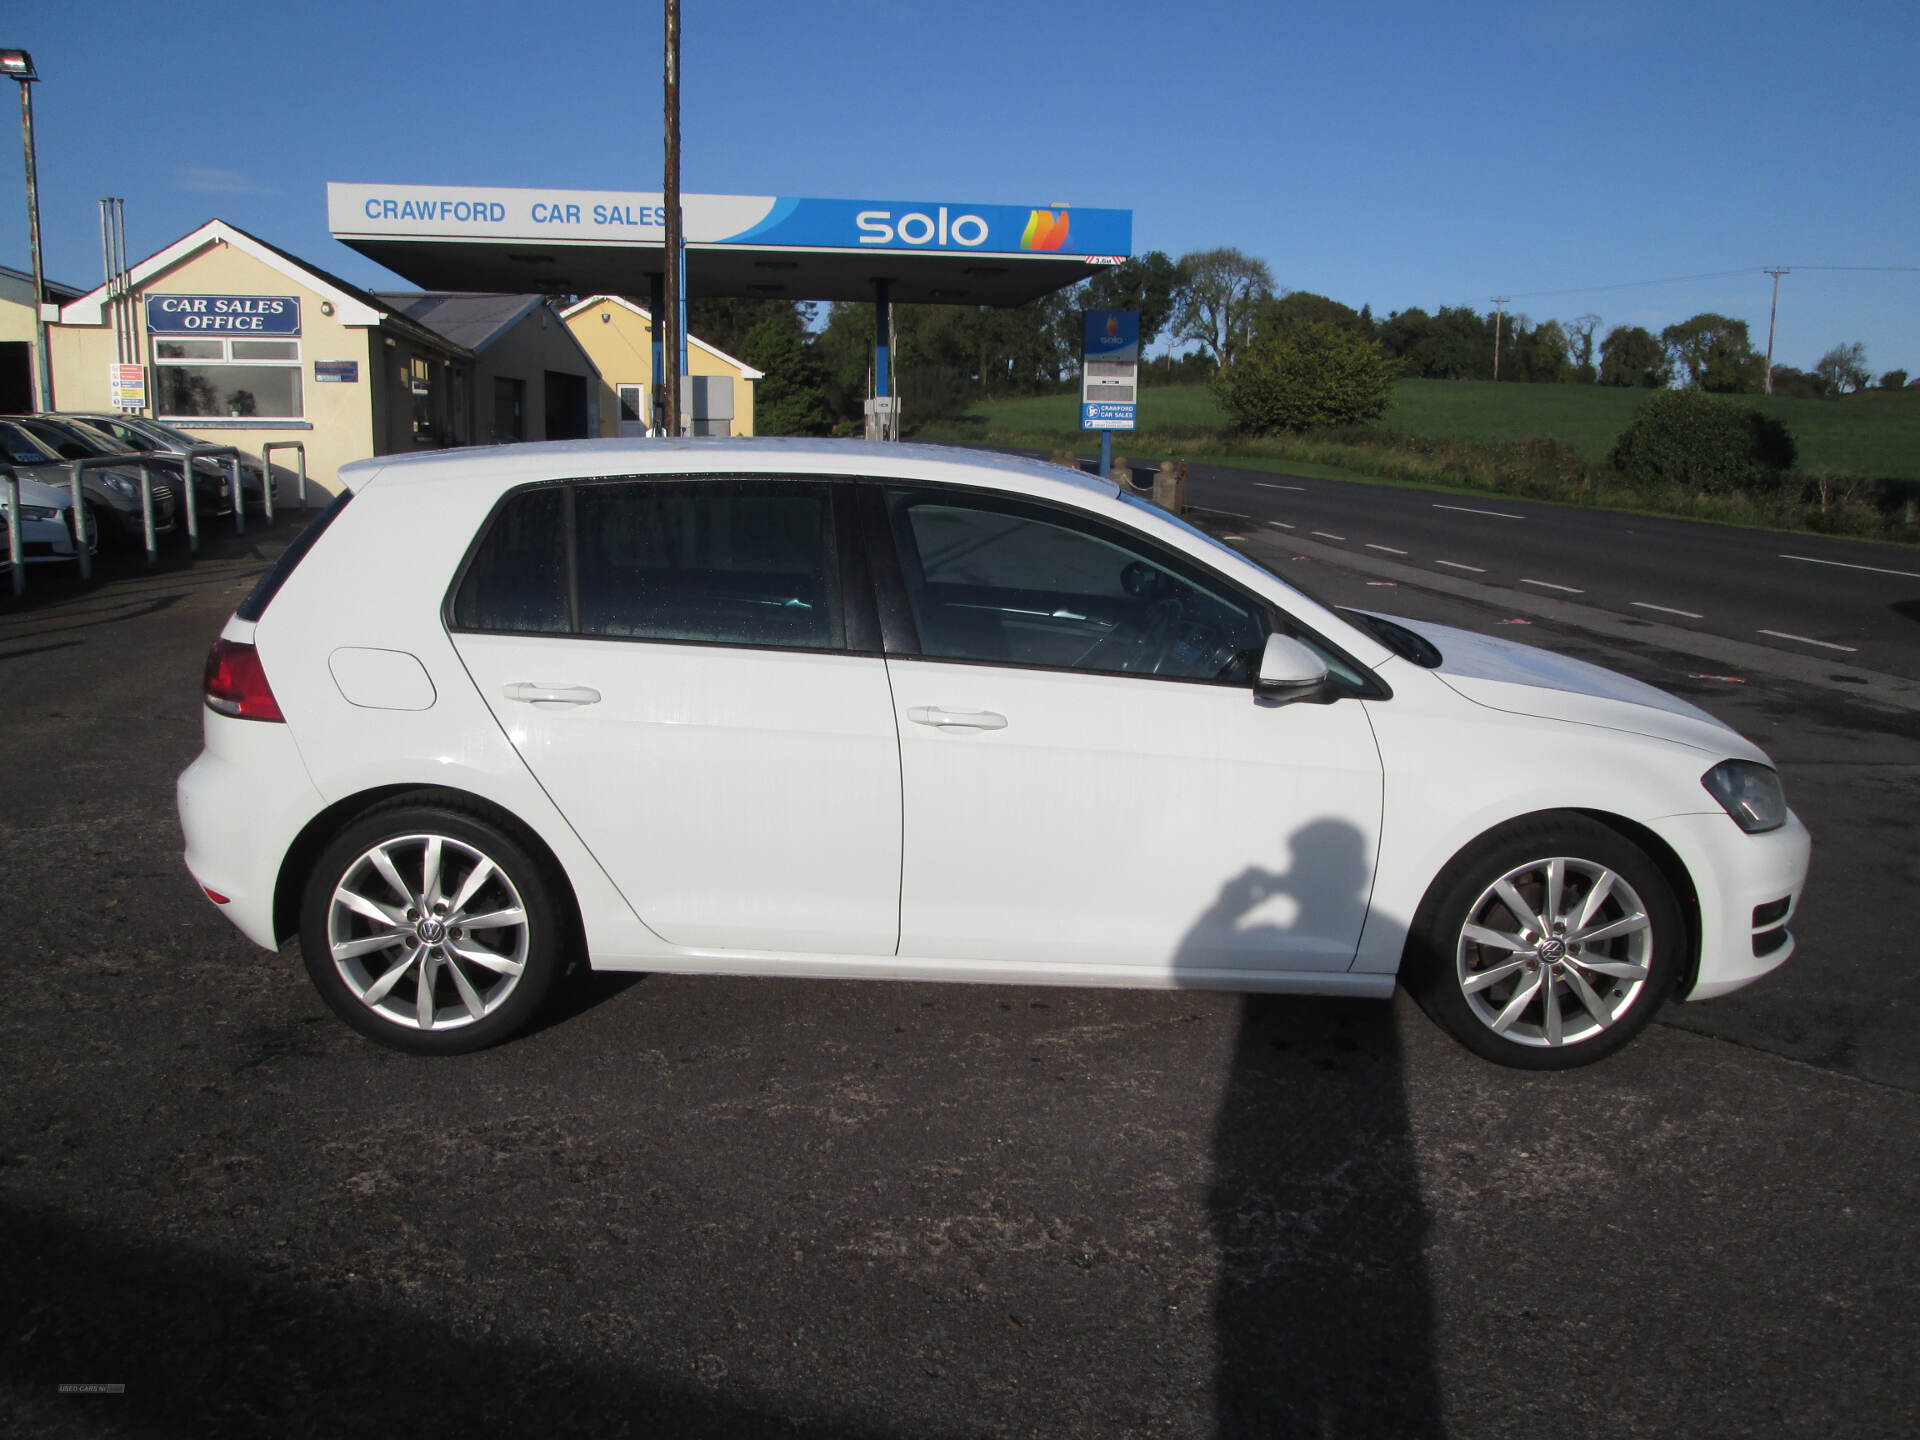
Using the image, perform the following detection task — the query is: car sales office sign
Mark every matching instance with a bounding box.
[145,295,301,335]
[1081,310,1139,431]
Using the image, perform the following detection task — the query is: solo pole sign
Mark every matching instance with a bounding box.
[1081,310,1138,430]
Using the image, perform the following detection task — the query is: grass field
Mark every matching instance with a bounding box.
[931,380,1920,480]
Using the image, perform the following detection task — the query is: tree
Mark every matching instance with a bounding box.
[1172,247,1275,369]
[1611,388,1796,494]
[1661,313,1764,393]
[687,297,814,359]
[735,310,832,436]
[1814,342,1871,396]
[1881,369,1909,391]
[1211,320,1398,434]
[1567,314,1601,383]
[1598,325,1671,388]
[1079,251,1184,349]
[1767,365,1830,400]
[1254,290,1371,343]
[1516,320,1573,384]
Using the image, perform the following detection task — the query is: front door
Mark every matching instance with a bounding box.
[877,485,1383,975]
[448,477,902,955]
[616,384,649,437]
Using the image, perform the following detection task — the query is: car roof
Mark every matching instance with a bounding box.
[339,437,1118,505]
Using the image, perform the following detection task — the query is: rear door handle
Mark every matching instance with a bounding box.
[907,705,1008,731]
[502,682,602,707]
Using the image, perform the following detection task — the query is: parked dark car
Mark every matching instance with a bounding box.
[0,417,178,547]
[65,412,267,514]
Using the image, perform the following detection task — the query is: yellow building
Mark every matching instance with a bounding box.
[1,264,81,411]
[561,295,761,437]
[49,220,603,499]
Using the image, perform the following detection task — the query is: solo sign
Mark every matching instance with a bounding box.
[146,295,301,336]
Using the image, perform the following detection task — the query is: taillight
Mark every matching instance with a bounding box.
[203,638,285,722]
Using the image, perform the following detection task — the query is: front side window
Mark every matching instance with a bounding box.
[886,488,1265,683]
[157,337,302,419]
[409,356,436,442]
[451,478,843,653]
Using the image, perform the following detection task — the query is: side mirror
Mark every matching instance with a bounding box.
[1255,633,1331,699]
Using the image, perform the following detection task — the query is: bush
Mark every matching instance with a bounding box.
[1610,389,1797,494]
[1211,320,1397,434]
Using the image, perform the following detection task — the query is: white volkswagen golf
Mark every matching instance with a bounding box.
[177,439,1809,1068]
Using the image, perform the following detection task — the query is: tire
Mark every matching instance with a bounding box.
[299,803,566,1055]
[82,502,105,555]
[1404,813,1681,1070]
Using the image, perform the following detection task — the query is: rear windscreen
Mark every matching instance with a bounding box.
[235,488,353,622]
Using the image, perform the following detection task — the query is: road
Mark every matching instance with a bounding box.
[1159,460,1920,683]
[1,505,1915,1439]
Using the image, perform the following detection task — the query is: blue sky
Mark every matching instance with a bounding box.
[8,0,1917,373]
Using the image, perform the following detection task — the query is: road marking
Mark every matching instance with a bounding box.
[1366,543,1409,555]
[1521,578,1585,594]
[1434,503,1524,520]
[1434,559,1486,573]
[1255,481,1306,491]
[1207,509,1251,519]
[1312,530,1346,541]
[1224,534,1245,541]
[1780,553,1920,580]
[1758,629,1857,653]
[1267,520,1295,530]
[1632,601,1704,619]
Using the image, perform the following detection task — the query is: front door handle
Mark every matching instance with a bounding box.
[502,682,602,707]
[907,705,1008,731]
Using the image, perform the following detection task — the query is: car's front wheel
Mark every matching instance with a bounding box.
[299,804,565,1054]
[1406,815,1681,1069]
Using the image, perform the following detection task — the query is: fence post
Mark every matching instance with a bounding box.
[3,469,21,598]
[67,462,91,582]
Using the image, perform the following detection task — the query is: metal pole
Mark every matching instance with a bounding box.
[138,460,156,563]
[648,271,666,432]
[661,0,682,437]
[1099,431,1112,478]
[1763,268,1788,396]
[182,455,199,552]
[18,77,51,410]
[67,463,89,581]
[1491,297,1509,382]
[4,470,23,596]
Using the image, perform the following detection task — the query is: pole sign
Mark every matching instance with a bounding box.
[145,295,301,335]
[108,363,146,409]
[1081,310,1138,431]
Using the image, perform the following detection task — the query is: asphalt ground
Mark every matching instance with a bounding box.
[2,489,1915,1439]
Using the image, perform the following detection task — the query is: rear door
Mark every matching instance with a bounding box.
[449,476,903,955]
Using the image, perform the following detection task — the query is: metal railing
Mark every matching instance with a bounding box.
[2,464,22,598]
[260,441,308,517]
[180,444,245,549]
[66,452,182,575]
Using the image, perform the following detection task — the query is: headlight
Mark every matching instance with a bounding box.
[20,503,57,520]
[104,474,139,498]
[1701,760,1787,833]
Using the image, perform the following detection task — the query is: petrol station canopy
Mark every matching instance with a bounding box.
[327,184,1132,307]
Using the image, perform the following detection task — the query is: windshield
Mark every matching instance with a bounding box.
[138,419,203,446]
[0,421,59,465]
[18,418,110,459]
[1119,490,1348,617]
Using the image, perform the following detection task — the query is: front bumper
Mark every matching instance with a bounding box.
[1651,809,1812,1001]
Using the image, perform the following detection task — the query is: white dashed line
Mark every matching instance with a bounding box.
[1224,534,1245,541]
[1632,601,1704,619]
[1779,553,1920,580]
[1434,559,1486,573]
[1520,578,1585,594]
[1255,481,1306,491]
[1758,629,1857,653]
[1312,531,1346,541]
[1209,510,1251,519]
[1366,543,1408,555]
[1434,503,1524,520]
[1267,520,1295,529]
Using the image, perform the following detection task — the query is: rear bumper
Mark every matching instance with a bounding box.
[1651,810,1811,1001]
[178,708,326,951]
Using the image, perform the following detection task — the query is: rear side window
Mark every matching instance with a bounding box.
[450,478,843,652]
[449,486,569,634]
[236,487,353,622]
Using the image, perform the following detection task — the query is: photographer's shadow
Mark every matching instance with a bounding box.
[1175,818,1444,1439]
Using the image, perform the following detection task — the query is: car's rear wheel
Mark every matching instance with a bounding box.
[1406,814,1680,1069]
[299,804,563,1054]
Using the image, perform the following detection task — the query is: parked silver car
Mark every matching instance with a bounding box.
[65,412,266,514]
[0,466,89,566]
[0,416,178,547]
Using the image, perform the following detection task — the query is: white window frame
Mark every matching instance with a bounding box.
[154,336,304,421]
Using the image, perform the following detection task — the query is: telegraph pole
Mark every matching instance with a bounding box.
[3,50,50,411]
[1491,297,1510,382]
[1762,268,1789,396]
[661,0,682,436]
